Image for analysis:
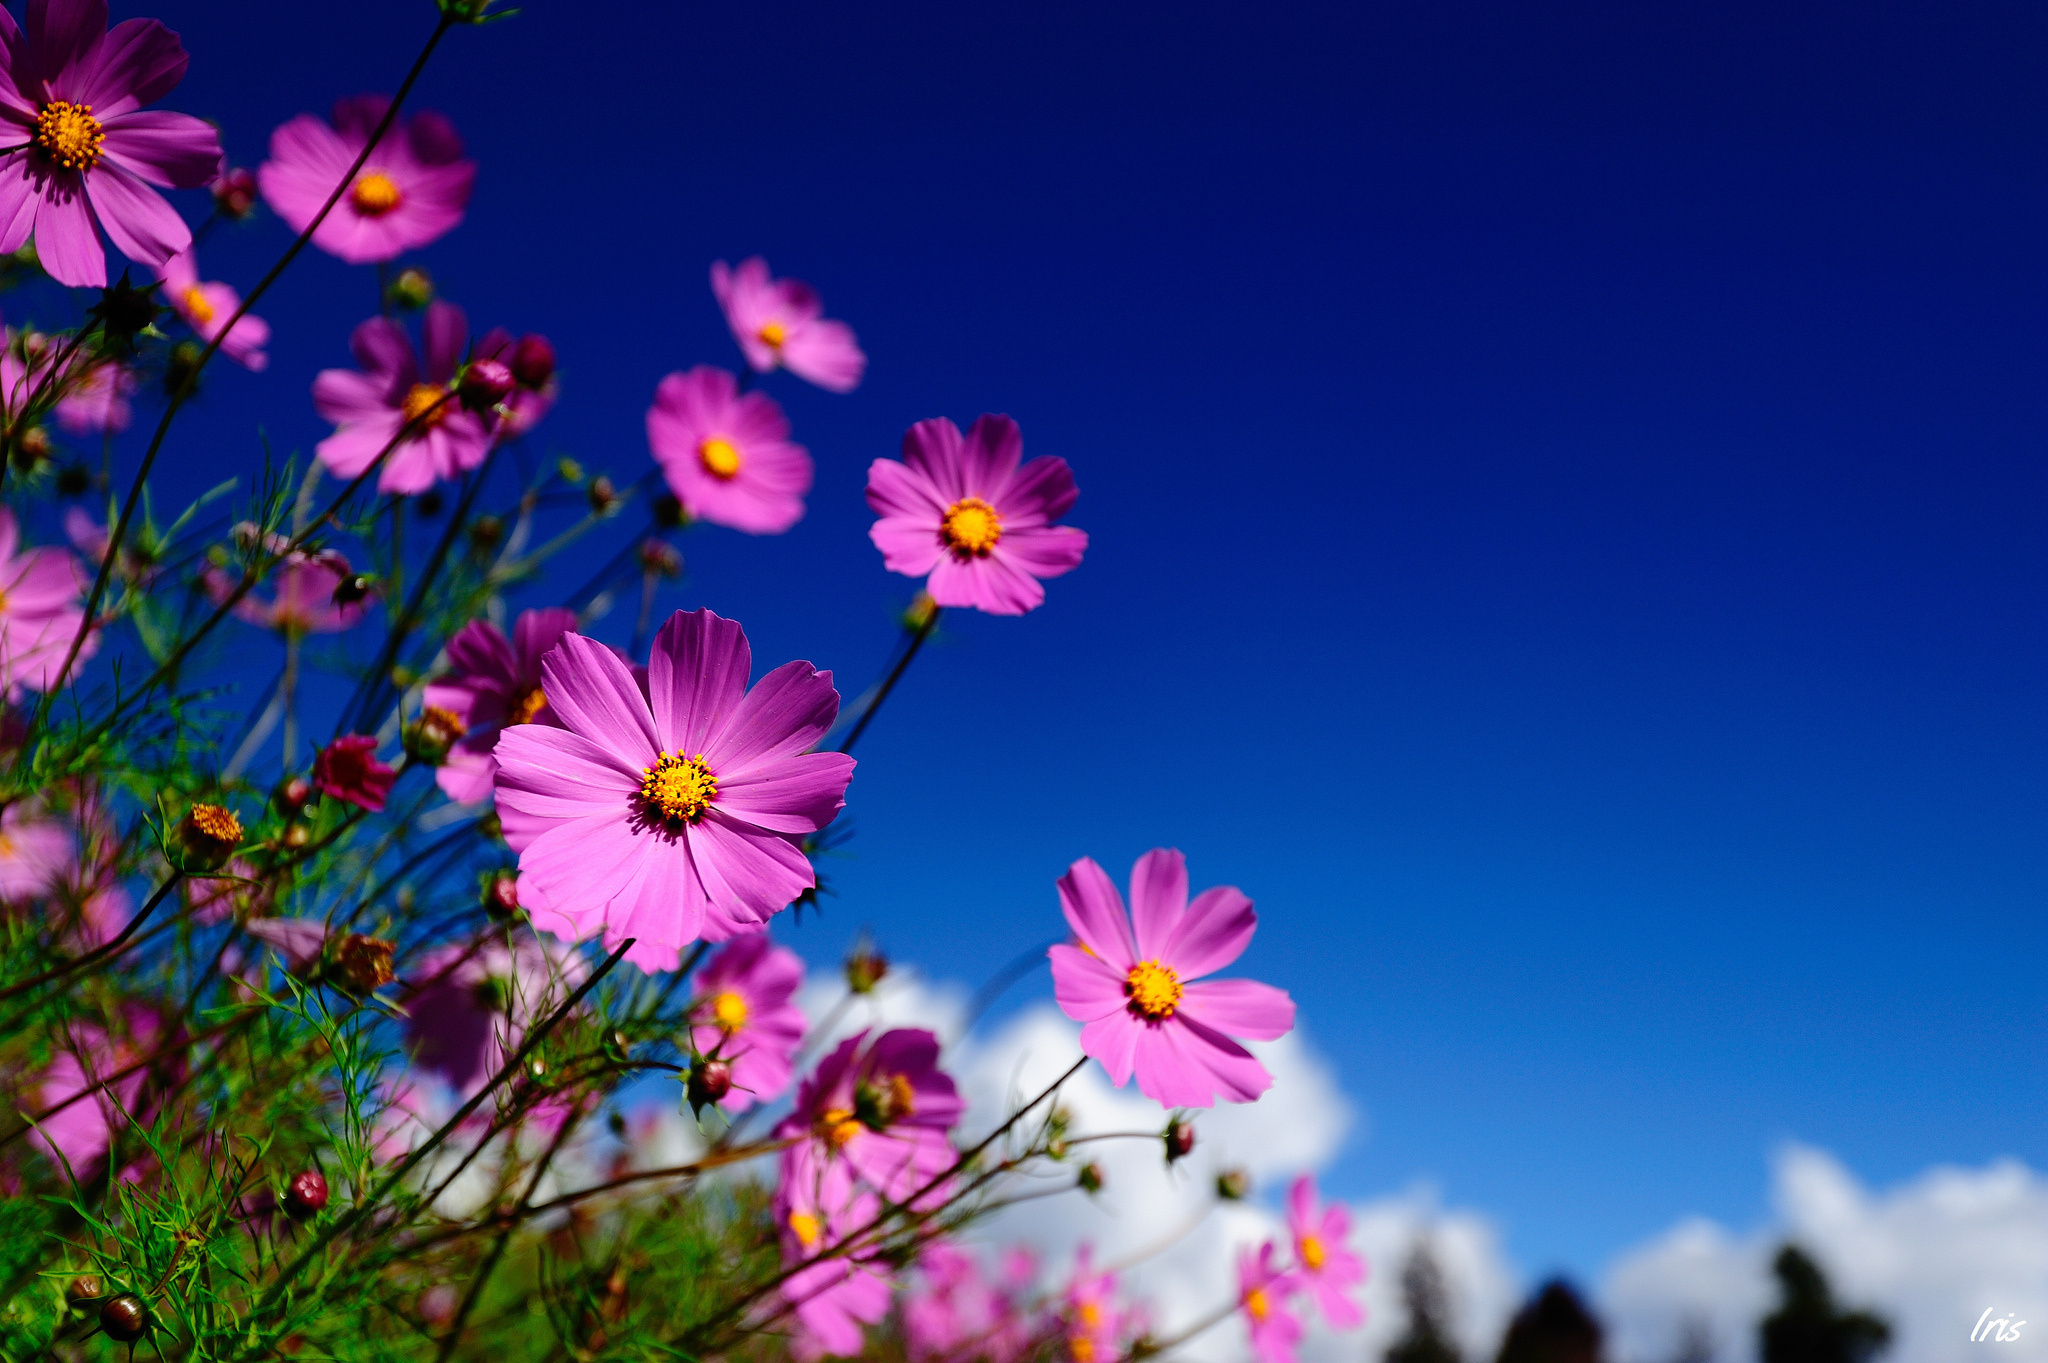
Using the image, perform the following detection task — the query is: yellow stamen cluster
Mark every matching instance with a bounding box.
[1244,1287,1271,1322]
[711,990,749,1032]
[351,171,403,216]
[182,286,215,327]
[640,751,717,825]
[36,102,103,171]
[510,686,549,726]
[1300,1235,1326,1271]
[187,803,243,848]
[940,497,1002,557]
[819,1106,864,1147]
[400,383,452,431]
[699,437,742,480]
[1069,1337,1097,1363]
[1124,960,1183,1019]
[420,705,467,740]
[889,1072,917,1117]
[787,1211,821,1247]
[757,321,787,349]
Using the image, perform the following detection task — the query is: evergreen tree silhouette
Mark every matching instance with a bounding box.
[1759,1245,1891,1363]
[1385,1242,1462,1363]
[1496,1280,1603,1363]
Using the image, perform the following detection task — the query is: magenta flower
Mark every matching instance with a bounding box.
[866,414,1087,616]
[1062,1245,1122,1363]
[646,366,812,535]
[52,358,133,434]
[775,1157,892,1361]
[313,734,396,812]
[687,930,806,1111]
[30,1007,174,1178]
[0,0,222,289]
[906,1244,1033,1363]
[1239,1242,1306,1363]
[493,608,855,972]
[1286,1174,1367,1327]
[710,257,865,393]
[0,800,70,903]
[203,548,368,636]
[422,608,579,804]
[405,933,588,1099]
[313,301,491,495]
[0,505,94,696]
[258,95,473,264]
[243,916,328,973]
[473,327,554,442]
[774,1027,962,1204]
[1048,849,1294,1108]
[184,857,267,926]
[159,246,268,370]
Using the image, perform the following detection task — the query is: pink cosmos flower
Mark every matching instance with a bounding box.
[204,548,368,636]
[646,366,812,535]
[185,857,267,926]
[473,327,553,443]
[1240,1242,1306,1363]
[774,1027,962,1204]
[1063,1245,1122,1363]
[494,608,855,972]
[1048,849,1294,1108]
[258,95,473,264]
[0,0,223,289]
[159,246,268,370]
[30,1007,175,1178]
[421,608,579,804]
[243,916,328,973]
[0,505,95,695]
[313,301,491,495]
[405,933,588,1099]
[710,257,865,393]
[866,414,1088,616]
[52,358,133,433]
[313,734,396,812]
[0,800,71,902]
[905,1244,1035,1363]
[1286,1174,1367,1327]
[687,930,805,1111]
[775,1162,892,1361]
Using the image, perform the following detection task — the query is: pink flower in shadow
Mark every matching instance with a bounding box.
[422,608,578,804]
[313,301,492,495]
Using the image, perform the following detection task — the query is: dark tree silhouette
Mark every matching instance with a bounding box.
[1759,1245,1891,1363]
[1496,1280,1603,1363]
[1384,1242,1462,1363]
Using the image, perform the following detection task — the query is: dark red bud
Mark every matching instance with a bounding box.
[485,871,519,916]
[285,1169,328,1218]
[1164,1118,1196,1162]
[688,1059,733,1108]
[275,777,313,816]
[510,334,555,389]
[99,1295,148,1342]
[460,357,516,412]
[213,168,258,220]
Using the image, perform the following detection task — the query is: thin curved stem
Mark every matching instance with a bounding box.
[837,607,939,755]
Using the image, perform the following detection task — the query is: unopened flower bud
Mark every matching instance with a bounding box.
[387,266,433,312]
[478,811,504,844]
[55,463,91,496]
[332,573,376,608]
[588,475,621,517]
[178,803,243,870]
[164,340,203,396]
[66,1275,101,1306]
[510,334,555,389]
[555,456,585,485]
[468,514,504,554]
[282,822,312,849]
[526,1055,550,1083]
[845,942,888,994]
[90,273,157,342]
[404,705,467,764]
[459,357,515,412]
[1077,1162,1106,1194]
[274,777,312,817]
[482,869,519,917]
[99,1295,148,1343]
[687,1058,733,1109]
[11,424,50,469]
[414,489,444,518]
[1164,1117,1196,1163]
[212,167,258,220]
[1215,1168,1251,1201]
[903,592,939,632]
[653,493,686,529]
[329,934,396,995]
[637,538,681,578]
[284,1170,328,1219]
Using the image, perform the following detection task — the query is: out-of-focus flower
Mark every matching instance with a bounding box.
[867,414,1087,615]
[495,609,854,972]
[0,506,95,696]
[1063,1245,1121,1363]
[647,366,811,535]
[52,360,135,435]
[204,549,370,636]
[405,933,587,1100]
[422,608,578,804]
[471,328,553,442]
[259,95,474,264]
[773,1124,892,1361]
[710,257,865,393]
[64,506,156,586]
[0,0,222,288]
[1048,849,1294,1108]
[1239,1242,1305,1363]
[776,1027,961,1204]
[185,857,269,926]
[509,334,553,389]
[905,1243,1035,1363]
[29,1008,176,1177]
[686,931,805,1111]
[312,301,492,494]
[211,167,257,220]
[331,932,396,994]
[0,802,69,906]
[159,247,268,370]
[244,916,328,973]
[313,734,396,812]
[386,265,433,311]
[1284,1174,1367,1327]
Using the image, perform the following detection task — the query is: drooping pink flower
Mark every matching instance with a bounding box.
[421,608,579,804]
[258,95,473,264]
[1239,1242,1306,1363]
[203,548,368,636]
[405,933,588,1099]
[0,0,223,289]
[710,257,865,393]
[1062,1245,1122,1363]
[867,414,1087,616]
[1286,1174,1367,1328]
[1048,849,1294,1108]
[0,505,95,695]
[494,608,855,972]
[686,930,805,1111]
[646,366,812,535]
[312,301,492,495]
[53,358,134,434]
[313,734,396,812]
[159,246,268,370]
[774,1027,962,1205]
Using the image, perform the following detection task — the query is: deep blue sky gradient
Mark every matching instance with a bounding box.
[56,0,2048,1283]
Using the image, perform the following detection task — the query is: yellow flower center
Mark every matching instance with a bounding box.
[711,990,748,1031]
[1245,1287,1271,1322]
[181,286,215,326]
[1124,960,1183,1019]
[757,321,786,349]
[351,171,403,216]
[787,1212,820,1247]
[699,438,742,480]
[1300,1235,1326,1271]
[1078,1302,1102,1328]
[940,497,1003,557]
[819,1107,864,1147]
[400,383,451,431]
[1070,1337,1096,1363]
[420,704,467,739]
[188,803,242,847]
[510,686,549,726]
[640,752,717,825]
[36,102,103,171]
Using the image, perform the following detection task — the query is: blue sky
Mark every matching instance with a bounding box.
[61,0,2048,1283]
